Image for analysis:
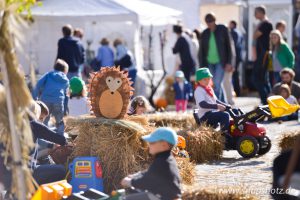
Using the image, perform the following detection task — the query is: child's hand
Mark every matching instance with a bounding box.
[217,104,226,111]
[121,177,132,188]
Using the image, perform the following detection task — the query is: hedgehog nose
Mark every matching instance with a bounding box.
[111,92,114,95]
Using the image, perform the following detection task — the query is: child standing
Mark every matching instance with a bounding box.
[121,127,182,200]
[194,68,230,134]
[173,70,192,112]
[32,59,69,135]
[68,77,90,116]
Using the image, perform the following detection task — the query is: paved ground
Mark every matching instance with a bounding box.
[194,97,300,199]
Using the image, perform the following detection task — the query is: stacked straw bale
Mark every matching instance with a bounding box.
[69,117,149,192]
[279,131,300,152]
[179,125,224,163]
[182,187,258,200]
[67,116,195,192]
[146,113,196,130]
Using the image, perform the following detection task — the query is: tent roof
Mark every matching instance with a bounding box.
[113,0,182,25]
[31,0,137,21]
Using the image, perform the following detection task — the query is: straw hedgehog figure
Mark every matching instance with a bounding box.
[88,67,134,119]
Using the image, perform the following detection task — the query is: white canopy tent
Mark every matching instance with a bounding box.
[114,0,182,73]
[19,0,140,74]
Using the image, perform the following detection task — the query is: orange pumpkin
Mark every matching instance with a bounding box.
[155,98,168,108]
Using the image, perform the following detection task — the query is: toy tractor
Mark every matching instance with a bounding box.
[193,96,300,158]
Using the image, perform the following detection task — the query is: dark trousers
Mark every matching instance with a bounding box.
[232,61,241,96]
[200,111,230,132]
[252,53,271,105]
[33,164,66,185]
[272,150,300,200]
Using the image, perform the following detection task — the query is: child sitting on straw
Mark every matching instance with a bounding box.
[128,96,152,115]
[121,127,182,200]
[173,70,192,112]
[68,77,90,117]
[32,59,69,135]
[194,68,231,135]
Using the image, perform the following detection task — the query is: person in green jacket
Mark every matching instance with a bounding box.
[270,30,295,84]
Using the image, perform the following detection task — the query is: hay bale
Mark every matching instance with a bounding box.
[279,131,300,152]
[124,115,149,126]
[176,157,195,185]
[146,113,196,130]
[67,116,196,192]
[182,187,258,200]
[179,125,224,163]
[70,117,150,193]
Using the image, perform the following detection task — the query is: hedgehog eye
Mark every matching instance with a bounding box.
[115,78,122,87]
[106,76,114,85]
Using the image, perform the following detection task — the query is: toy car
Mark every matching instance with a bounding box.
[69,157,104,193]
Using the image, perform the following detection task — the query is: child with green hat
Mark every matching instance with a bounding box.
[68,77,90,116]
[194,68,231,134]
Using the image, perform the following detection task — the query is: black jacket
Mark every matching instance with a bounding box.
[57,36,85,72]
[200,24,234,67]
[30,120,66,146]
[131,150,181,200]
[173,36,195,69]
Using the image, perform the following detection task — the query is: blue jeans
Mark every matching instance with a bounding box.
[208,63,225,101]
[200,111,230,133]
[252,53,271,104]
[44,102,64,135]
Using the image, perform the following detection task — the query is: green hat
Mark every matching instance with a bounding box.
[70,77,85,95]
[196,68,213,82]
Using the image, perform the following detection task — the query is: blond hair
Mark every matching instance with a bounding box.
[269,30,284,51]
[279,84,291,97]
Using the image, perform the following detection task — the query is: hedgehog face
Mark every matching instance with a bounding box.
[88,67,134,119]
[106,76,122,93]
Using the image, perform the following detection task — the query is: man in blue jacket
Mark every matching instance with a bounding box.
[57,24,85,80]
[32,59,69,135]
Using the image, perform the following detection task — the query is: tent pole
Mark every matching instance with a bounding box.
[0,56,27,200]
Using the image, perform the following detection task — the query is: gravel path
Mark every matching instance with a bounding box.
[194,97,300,199]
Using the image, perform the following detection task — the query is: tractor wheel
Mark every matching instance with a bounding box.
[236,136,259,158]
[258,136,272,155]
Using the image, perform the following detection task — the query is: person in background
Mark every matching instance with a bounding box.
[279,84,298,105]
[96,38,114,69]
[173,70,192,112]
[172,24,195,81]
[68,77,90,117]
[275,20,287,41]
[128,96,152,115]
[57,24,85,80]
[113,38,137,86]
[252,6,273,104]
[121,127,182,200]
[229,20,244,97]
[73,28,84,40]
[272,68,300,103]
[193,29,201,67]
[269,30,295,84]
[200,13,235,102]
[32,59,69,135]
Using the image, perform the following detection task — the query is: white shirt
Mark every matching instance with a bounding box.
[68,97,90,117]
[286,95,298,105]
[194,86,217,118]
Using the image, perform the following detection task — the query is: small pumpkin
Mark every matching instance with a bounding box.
[155,98,168,109]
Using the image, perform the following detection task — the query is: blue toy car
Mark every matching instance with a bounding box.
[69,157,104,193]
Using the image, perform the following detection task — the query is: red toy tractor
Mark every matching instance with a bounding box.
[194,105,272,158]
